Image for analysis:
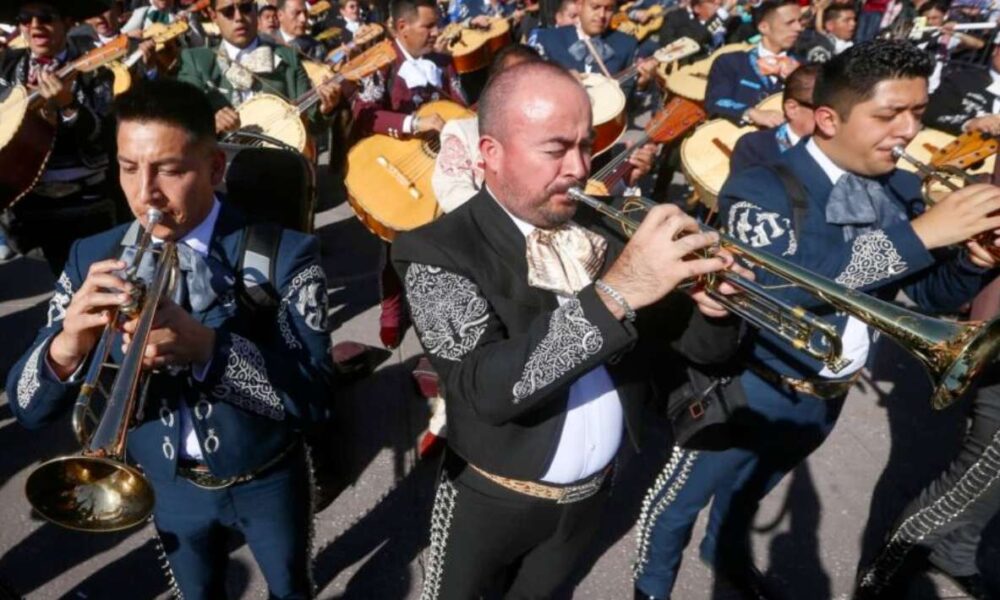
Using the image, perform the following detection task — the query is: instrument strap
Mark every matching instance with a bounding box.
[770,162,808,236]
[580,35,614,79]
[237,222,283,317]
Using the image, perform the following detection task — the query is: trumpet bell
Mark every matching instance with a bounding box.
[25,456,155,532]
[927,317,1000,410]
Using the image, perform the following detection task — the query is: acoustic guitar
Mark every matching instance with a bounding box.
[680,118,756,209]
[663,42,751,102]
[440,16,513,74]
[136,0,210,73]
[309,0,333,19]
[611,3,666,42]
[0,36,130,210]
[345,100,475,241]
[107,21,192,96]
[585,95,706,195]
[303,25,385,88]
[899,128,997,199]
[582,36,701,156]
[235,39,397,160]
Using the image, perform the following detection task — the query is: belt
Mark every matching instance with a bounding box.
[469,463,612,505]
[748,361,860,400]
[31,171,107,199]
[176,442,297,490]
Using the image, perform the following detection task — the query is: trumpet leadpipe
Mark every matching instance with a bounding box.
[891,145,964,192]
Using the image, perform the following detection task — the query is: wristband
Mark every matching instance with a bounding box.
[595,279,636,323]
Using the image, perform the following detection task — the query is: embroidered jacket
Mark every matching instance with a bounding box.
[5,203,335,482]
[718,142,997,379]
[657,9,727,63]
[923,66,996,135]
[705,48,785,123]
[729,125,793,173]
[349,40,466,140]
[446,0,518,23]
[529,25,639,77]
[392,190,741,481]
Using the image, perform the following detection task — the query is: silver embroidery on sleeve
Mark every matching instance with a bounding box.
[726,201,797,255]
[47,272,74,327]
[405,263,490,361]
[512,299,603,403]
[277,265,329,349]
[834,230,907,289]
[217,333,285,420]
[16,343,45,409]
[358,72,386,103]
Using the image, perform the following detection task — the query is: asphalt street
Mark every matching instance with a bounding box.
[1,188,998,599]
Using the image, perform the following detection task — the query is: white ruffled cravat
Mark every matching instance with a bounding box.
[397,56,443,89]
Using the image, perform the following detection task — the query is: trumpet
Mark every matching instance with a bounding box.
[25,210,176,532]
[568,188,1000,409]
[891,145,1000,259]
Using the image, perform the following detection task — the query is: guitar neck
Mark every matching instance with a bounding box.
[294,72,345,113]
[25,61,78,106]
[594,130,651,186]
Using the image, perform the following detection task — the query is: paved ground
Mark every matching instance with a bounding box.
[1,177,999,599]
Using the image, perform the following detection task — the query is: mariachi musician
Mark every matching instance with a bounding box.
[350,0,467,350]
[273,0,326,60]
[704,0,803,128]
[657,0,730,63]
[176,0,340,135]
[0,0,120,275]
[923,42,1000,136]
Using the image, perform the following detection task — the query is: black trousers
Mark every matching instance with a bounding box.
[857,370,1000,593]
[421,454,610,600]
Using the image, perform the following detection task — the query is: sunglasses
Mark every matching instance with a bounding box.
[15,9,61,26]
[217,1,257,19]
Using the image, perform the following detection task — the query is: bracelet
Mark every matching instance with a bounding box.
[595,279,636,323]
[411,114,421,133]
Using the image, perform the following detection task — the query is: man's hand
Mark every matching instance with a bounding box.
[626,142,658,186]
[966,237,1000,269]
[48,259,134,379]
[911,183,1000,250]
[470,15,491,28]
[744,107,784,128]
[138,39,157,67]
[36,69,75,111]
[121,300,216,371]
[688,250,754,318]
[599,204,727,316]
[414,112,445,135]
[317,79,342,114]
[965,114,1000,136]
[214,107,241,133]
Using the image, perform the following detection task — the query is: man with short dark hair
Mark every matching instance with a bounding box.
[657,0,728,62]
[275,0,324,59]
[795,2,855,63]
[729,63,819,172]
[705,0,803,127]
[5,78,335,600]
[633,39,1000,600]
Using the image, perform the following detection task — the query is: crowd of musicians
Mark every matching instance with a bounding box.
[2,0,1000,598]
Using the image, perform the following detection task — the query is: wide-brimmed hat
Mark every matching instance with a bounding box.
[0,0,114,24]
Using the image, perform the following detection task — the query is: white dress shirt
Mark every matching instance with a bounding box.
[805,139,871,378]
[490,190,624,483]
[756,42,785,85]
[396,41,444,134]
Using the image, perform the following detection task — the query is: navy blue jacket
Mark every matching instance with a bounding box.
[719,142,996,379]
[6,203,335,483]
[729,125,793,173]
[705,48,784,123]
[529,25,639,77]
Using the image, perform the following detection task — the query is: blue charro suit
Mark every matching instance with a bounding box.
[446,0,518,23]
[705,47,785,123]
[6,201,334,599]
[632,141,998,598]
[529,24,639,77]
[728,123,796,173]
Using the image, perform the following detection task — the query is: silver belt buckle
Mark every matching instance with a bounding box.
[556,472,606,504]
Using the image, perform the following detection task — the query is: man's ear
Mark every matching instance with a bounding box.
[813,105,840,138]
[479,134,502,173]
[210,146,227,186]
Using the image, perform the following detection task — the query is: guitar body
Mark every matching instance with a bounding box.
[755,92,782,114]
[345,100,474,241]
[901,128,995,201]
[445,17,511,74]
[664,43,751,101]
[303,60,336,89]
[236,94,316,161]
[108,60,133,96]
[580,73,627,157]
[681,118,755,209]
[611,4,664,41]
[0,86,57,210]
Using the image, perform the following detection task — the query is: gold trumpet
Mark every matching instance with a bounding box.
[568,188,1000,410]
[25,209,176,532]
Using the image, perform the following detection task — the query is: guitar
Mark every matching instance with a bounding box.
[611,3,666,42]
[345,100,475,241]
[107,21,192,96]
[440,15,513,74]
[131,0,210,74]
[582,36,701,156]
[680,118,756,209]
[309,0,333,19]
[324,23,386,67]
[235,40,397,160]
[584,96,706,195]
[663,42,751,102]
[0,36,130,209]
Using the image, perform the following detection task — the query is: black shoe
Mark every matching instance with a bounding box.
[716,564,784,600]
[932,570,999,600]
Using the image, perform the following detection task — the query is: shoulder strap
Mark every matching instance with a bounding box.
[770,162,808,236]
[237,222,283,314]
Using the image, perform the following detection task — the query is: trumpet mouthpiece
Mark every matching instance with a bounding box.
[890,146,905,159]
[146,209,163,226]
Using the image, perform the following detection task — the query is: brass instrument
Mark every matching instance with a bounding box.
[25,209,176,531]
[568,188,1000,410]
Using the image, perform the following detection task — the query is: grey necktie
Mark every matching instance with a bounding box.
[568,37,614,65]
[825,173,908,241]
[120,243,218,313]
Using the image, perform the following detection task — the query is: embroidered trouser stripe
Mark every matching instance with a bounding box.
[633,446,699,579]
[420,473,458,600]
[858,427,1000,592]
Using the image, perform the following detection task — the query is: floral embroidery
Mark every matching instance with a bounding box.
[834,230,907,289]
[278,265,329,349]
[405,264,490,361]
[16,343,45,409]
[47,272,73,327]
[217,334,285,420]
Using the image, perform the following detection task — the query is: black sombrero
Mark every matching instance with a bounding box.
[1,0,114,24]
